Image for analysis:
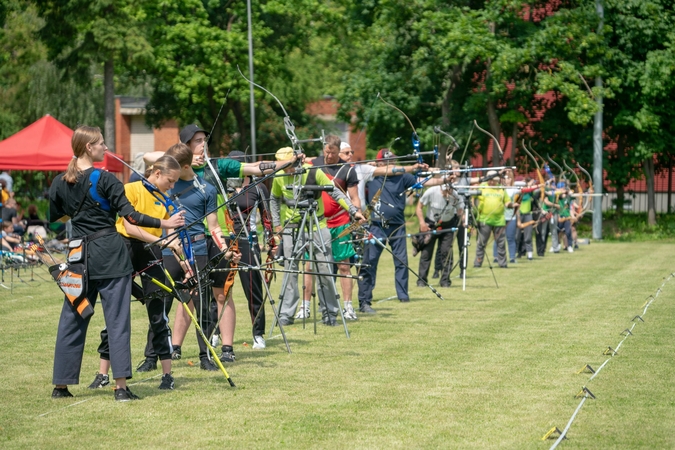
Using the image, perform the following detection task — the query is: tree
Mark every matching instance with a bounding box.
[143,0,339,156]
[38,0,154,151]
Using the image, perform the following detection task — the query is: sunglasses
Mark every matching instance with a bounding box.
[340,151,354,155]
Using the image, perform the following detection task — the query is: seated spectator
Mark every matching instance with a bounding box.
[2,221,20,253]
[25,204,49,238]
[1,198,25,235]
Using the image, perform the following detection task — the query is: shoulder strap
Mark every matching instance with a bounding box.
[88,169,111,212]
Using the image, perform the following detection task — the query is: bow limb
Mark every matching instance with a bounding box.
[473,120,503,166]
[378,94,423,164]
[547,154,565,182]
[521,140,546,204]
[576,163,594,213]
[563,160,584,220]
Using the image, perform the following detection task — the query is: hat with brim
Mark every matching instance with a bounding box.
[376,148,394,160]
[275,147,295,161]
[179,124,208,144]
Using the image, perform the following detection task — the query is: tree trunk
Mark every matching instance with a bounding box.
[615,184,624,217]
[485,21,502,167]
[668,157,672,214]
[486,98,502,166]
[615,135,625,217]
[644,156,657,226]
[204,86,224,156]
[104,58,115,153]
[439,64,463,169]
[229,99,249,153]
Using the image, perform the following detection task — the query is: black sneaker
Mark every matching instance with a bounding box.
[158,373,175,390]
[114,387,140,402]
[440,280,451,288]
[219,346,236,363]
[359,304,377,314]
[416,280,426,287]
[200,358,218,371]
[399,298,410,303]
[171,346,182,361]
[322,316,338,326]
[52,387,73,398]
[432,271,440,279]
[88,373,110,389]
[136,359,157,373]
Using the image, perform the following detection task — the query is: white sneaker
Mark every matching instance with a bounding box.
[295,306,310,319]
[252,335,266,349]
[343,304,358,321]
[567,246,574,253]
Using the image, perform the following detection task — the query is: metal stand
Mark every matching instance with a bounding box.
[270,194,350,339]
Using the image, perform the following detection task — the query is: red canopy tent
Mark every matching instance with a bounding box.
[0,115,123,172]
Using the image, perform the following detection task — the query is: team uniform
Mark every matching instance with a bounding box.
[474,183,510,268]
[311,155,359,262]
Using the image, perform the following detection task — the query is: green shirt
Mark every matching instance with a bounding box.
[520,192,532,215]
[193,159,244,179]
[558,196,571,218]
[271,164,350,229]
[477,183,510,227]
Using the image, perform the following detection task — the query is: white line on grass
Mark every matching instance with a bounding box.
[549,273,674,449]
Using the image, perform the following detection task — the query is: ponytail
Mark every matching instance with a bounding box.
[65,126,102,184]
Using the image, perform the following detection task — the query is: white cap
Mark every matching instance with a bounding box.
[340,141,351,150]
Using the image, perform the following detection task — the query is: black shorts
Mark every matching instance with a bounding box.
[207,237,229,286]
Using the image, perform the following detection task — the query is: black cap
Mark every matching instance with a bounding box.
[179,124,207,144]
[227,150,248,163]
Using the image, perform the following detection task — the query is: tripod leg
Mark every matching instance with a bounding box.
[468,209,499,289]
[145,271,235,387]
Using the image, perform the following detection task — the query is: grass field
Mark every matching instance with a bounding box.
[0,240,674,449]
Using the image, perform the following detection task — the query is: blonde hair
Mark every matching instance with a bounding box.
[144,155,181,178]
[65,126,102,183]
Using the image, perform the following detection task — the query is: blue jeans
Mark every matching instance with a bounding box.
[358,223,409,304]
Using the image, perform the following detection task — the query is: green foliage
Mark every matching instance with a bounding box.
[596,211,675,241]
[0,0,47,138]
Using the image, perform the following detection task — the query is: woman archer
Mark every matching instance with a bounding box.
[49,126,184,401]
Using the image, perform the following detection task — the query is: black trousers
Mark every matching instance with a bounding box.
[419,219,456,283]
[234,236,266,337]
[209,236,266,338]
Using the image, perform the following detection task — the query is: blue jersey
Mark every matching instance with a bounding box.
[163,176,217,256]
[366,174,416,225]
